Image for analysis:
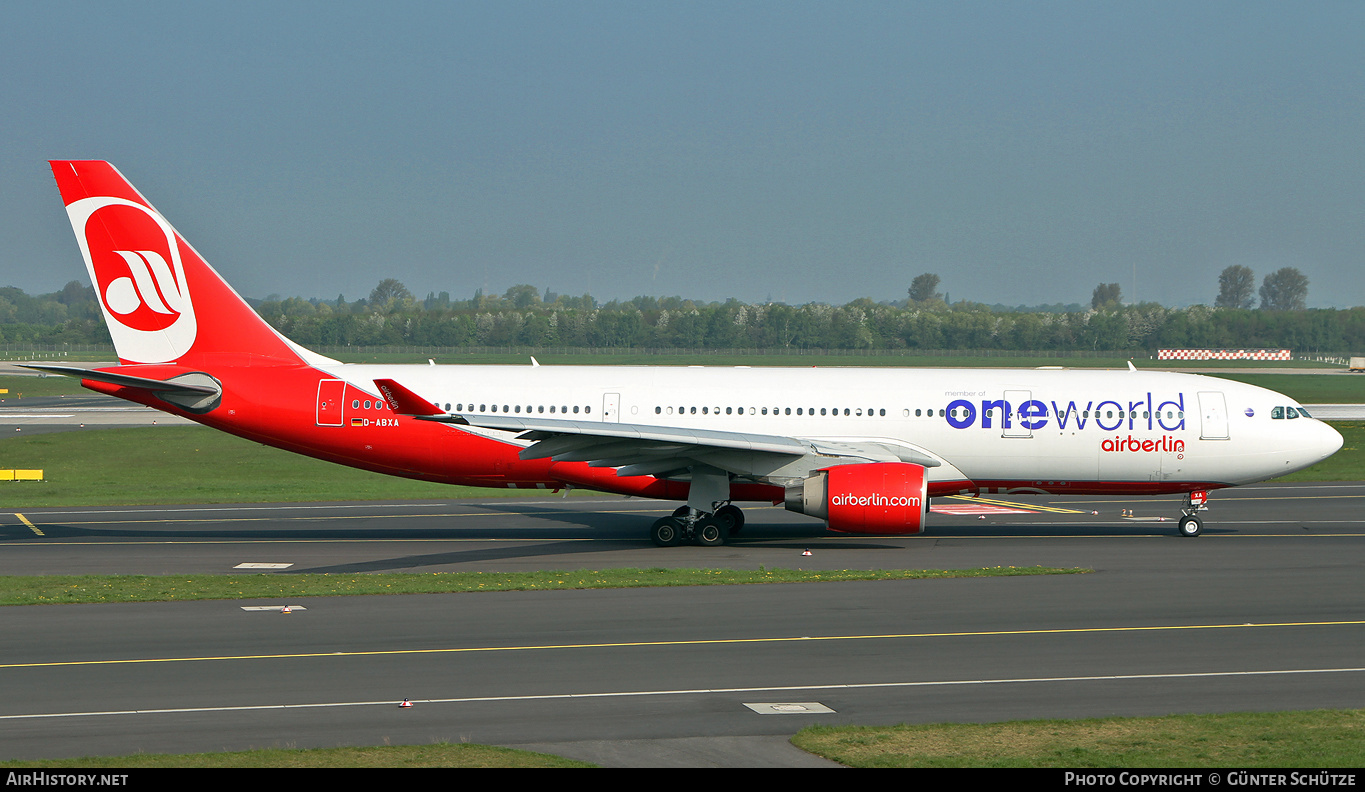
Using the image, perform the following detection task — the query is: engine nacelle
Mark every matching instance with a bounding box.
[784,462,928,534]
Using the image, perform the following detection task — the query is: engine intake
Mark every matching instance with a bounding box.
[785,462,928,534]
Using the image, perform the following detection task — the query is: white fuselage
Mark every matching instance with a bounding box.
[318,363,1343,493]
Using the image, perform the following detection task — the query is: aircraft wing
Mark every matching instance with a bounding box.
[375,377,939,483]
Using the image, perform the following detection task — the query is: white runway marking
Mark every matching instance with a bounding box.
[3,666,1363,721]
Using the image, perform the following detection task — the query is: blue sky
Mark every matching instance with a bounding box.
[3,1,1363,308]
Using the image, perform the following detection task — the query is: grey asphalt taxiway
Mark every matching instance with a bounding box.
[3,483,1365,767]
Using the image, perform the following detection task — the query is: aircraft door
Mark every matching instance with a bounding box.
[1198,391,1229,440]
[1002,389,1032,438]
[602,393,620,423]
[316,379,345,427]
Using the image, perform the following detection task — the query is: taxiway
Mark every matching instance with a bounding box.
[2,484,1364,766]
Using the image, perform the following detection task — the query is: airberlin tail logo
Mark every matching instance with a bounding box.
[65,196,198,363]
[105,249,186,329]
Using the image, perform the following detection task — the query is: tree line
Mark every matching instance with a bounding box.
[1,273,1360,353]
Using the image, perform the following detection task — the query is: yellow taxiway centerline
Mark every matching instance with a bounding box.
[4,619,1363,670]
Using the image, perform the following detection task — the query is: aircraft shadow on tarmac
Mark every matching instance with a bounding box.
[4,504,1217,575]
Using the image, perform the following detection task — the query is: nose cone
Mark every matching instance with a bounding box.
[1314,420,1345,463]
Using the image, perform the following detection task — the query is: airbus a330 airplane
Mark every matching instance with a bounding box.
[27,161,1343,545]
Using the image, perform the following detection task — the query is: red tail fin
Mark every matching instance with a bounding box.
[50,161,311,367]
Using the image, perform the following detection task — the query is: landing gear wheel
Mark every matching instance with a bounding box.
[695,518,726,547]
[651,517,683,547]
[1178,514,1203,538]
[715,504,745,536]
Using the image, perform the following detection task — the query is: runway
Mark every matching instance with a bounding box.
[2,483,1364,767]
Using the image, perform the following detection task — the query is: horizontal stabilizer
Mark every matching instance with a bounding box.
[21,363,223,413]
[20,364,219,394]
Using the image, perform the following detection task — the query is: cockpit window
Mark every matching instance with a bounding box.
[1286,406,1299,419]
[1271,406,1284,419]
[1298,407,1313,418]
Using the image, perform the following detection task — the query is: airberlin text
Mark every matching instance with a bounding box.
[946,392,1187,433]
[1101,434,1184,453]
[831,493,921,508]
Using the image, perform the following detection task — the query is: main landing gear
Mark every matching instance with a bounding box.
[651,503,746,547]
[1177,490,1209,538]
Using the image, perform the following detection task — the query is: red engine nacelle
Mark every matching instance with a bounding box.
[784,462,928,534]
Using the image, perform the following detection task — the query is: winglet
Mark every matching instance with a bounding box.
[374,378,445,416]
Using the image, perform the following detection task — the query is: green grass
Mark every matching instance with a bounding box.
[324,349,1340,370]
[791,710,1365,767]
[4,364,1356,403]
[0,743,594,768]
[0,374,89,399]
[1209,373,1365,404]
[0,566,1086,605]
[0,426,555,506]
[6,709,1360,768]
